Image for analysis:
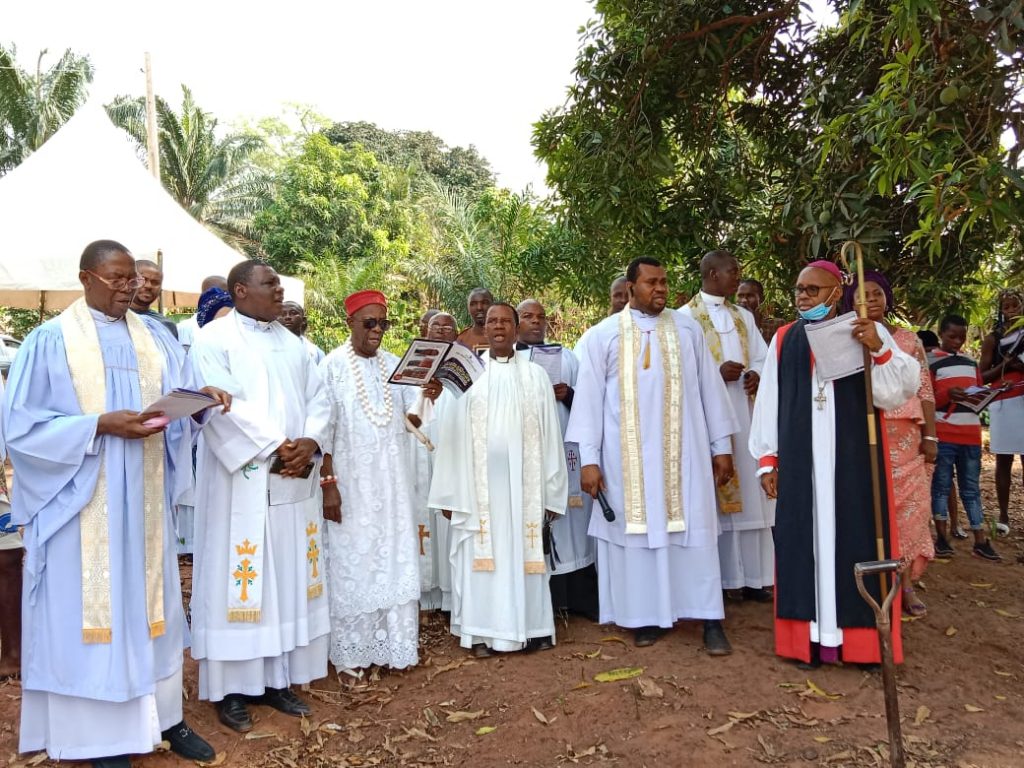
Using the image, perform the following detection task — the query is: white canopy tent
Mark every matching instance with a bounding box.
[0,100,303,312]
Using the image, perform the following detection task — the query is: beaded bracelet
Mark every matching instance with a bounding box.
[319,475,338,486]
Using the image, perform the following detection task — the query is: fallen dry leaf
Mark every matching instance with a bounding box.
[636,677,664,699]
[445,709,485,723]
[706,720,735,736]
[532,706,550,725]
[945,626,958,637]
[803,679,842,700]
[594,666,644,683]
[994,609,1021,619]
[599,635,629,647]
[571,681,592,691]
[964,704,984,713]
[995,695,1007,701]
[426,659,476,681]
[813,736,831,743]
[197,754,226,767]
[993,670,1013,677]
[969,582,994,589]
[244,732,278,740]
[423,707,441,728]
[913,705,930,726]
[475,726,497,736]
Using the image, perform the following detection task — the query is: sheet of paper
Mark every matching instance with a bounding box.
[143,388,217,420]
[804,311,866,382]
[529,344,564,385]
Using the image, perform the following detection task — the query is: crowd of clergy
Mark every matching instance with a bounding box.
[0,239,994,767]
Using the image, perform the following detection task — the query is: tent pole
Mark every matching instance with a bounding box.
[157,248,164,313]
[39,291,45,324]
[145,54,164,315]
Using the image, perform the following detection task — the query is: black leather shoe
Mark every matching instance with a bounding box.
[260,687,311,717]
[526,636,554,652]
[162,721,215,762]
[471,643,494,658]
[796,645,821,670]
[92,757,131,768]
[634,626,664,647]
[703,620,733,656]
[216,694,253,733]
[742,587,774,604]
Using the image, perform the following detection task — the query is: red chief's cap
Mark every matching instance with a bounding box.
[806,260,843,282]
[344,290,387,316]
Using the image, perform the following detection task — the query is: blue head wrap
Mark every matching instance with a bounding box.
[196,287,233,327]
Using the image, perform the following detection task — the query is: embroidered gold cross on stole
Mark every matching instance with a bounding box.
[526,521,539,549]
[233,539,259,603]
[306,522,320,579]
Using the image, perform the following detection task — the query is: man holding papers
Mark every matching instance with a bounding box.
[189,260,331,732]
[5,240,228,767]
[516,298,598,622]
[749,260,919,667]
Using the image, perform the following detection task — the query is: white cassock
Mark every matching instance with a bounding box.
[429,354,568,651]
[303,336,326,364]
[189,310,332,701]
[320,345,420,670]
[679,293,774,590]
[408,388,456,611]
[749,322,919,650]
[567,309,738,628]
[173,314,200,554]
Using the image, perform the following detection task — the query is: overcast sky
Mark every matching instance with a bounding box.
[5,0,836,192]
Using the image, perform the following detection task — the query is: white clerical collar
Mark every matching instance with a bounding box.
[699,291,726,306]
[88,306,124,325]
[629,307,662,320]
[489,352,516,363]
[236,311,275,333]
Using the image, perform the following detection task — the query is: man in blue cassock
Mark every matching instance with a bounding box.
[4,240,229,768]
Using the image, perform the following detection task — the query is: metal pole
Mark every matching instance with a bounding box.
[144,53,164,314]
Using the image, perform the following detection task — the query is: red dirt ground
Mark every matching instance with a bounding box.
[3,457,1023,768]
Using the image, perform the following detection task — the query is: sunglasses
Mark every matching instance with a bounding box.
[360,318,392,331]
[792,284,834,298]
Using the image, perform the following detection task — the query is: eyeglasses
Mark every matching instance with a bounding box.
[360,318,392,331]
[86,271,145,291]
[792,284,834,298]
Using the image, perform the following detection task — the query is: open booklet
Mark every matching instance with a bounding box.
[804,311,866,382]
[142,388,218,420]
[389,339,486,396]
[959,383,1024,414]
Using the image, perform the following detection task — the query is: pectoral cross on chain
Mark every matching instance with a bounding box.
[814,385,828,411]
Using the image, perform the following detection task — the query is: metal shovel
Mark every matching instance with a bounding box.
[854,559,905,768]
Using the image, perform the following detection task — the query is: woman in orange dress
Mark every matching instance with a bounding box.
[845,271,936,615]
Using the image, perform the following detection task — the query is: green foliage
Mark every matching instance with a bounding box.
[107,86,271,254]
[0,45,93,175]
[534,0,1024,321]
[325,121,495,197]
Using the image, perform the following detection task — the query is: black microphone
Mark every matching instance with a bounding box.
[596,490,616,522]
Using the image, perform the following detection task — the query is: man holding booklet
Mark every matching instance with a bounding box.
[5,241,230,768]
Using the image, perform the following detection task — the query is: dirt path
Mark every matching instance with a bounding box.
[3,458,1023,767]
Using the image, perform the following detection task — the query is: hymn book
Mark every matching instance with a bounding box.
[389,339,485,396]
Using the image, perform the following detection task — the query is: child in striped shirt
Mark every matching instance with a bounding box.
[929,314,1000,561]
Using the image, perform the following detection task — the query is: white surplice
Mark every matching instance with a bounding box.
[320,346,421,671]
[748,322,919,647]
[189,310,332,701]
[566,309,738,628]
[409,388,456,611]
[679,293,774,589]
[428,355,568,651]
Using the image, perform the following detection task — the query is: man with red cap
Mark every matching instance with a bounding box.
[749,260,920,668]
[318,290,422,675]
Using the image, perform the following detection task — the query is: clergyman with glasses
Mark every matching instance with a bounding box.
[748,260,919,669]
[318,290,422,677]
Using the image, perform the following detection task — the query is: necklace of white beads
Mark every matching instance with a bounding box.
[345,341,393,428]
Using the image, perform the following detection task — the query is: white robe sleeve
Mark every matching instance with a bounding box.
[535,369,569,515]
[300,351,331,452]
[748,335,780,472]
[870,323,921,411]
[744,307,769,376]
[692,322,739,451]
[564,327,606,468]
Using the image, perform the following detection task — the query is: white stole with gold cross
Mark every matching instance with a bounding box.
[59,298,166,643]
[468,356,546,574]
[618,308,685,534]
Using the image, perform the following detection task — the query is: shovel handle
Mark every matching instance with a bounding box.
[854,559,902,617]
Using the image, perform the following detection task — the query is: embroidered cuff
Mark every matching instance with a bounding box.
[757,455,778,472]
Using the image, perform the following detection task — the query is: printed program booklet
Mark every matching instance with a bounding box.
[389,339,485,396]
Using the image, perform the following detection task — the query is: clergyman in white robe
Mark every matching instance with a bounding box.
[567,308,738,631]
[409,387,456,611]
[189,310,332,702]
[319,344,421,671]
[679,292,774,592]
[429,353,568,652]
